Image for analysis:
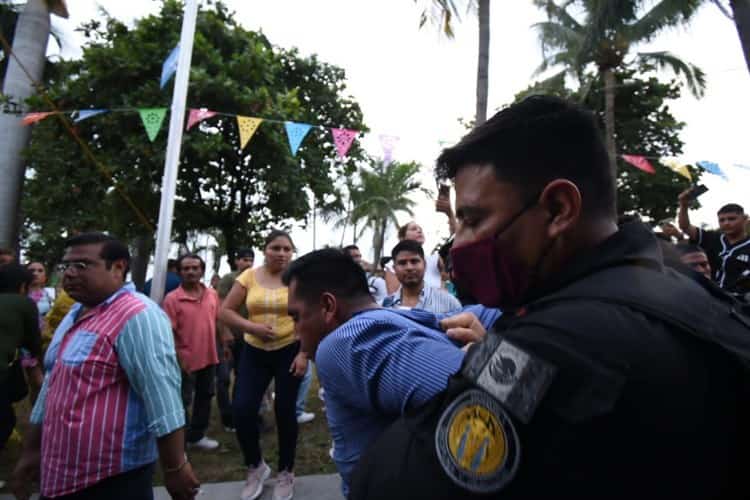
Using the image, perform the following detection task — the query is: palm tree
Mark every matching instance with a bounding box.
[417,0,490,125]
[709,0,750,74]
[532,0,706,175]
[348,160,429,265]
[0,0,68,249]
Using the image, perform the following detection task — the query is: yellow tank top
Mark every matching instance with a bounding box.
[235,268,296,351]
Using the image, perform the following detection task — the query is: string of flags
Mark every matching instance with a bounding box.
[620,154,748,181]
[19,108,748,178]
[21,107,364,159]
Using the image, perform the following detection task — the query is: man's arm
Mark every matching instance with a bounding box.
[317,317,465,416]
[115,305,200,500]
[678,188,699,241]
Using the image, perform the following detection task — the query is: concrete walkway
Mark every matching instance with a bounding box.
[0,473,343,500]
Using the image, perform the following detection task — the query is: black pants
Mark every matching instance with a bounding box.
[216,340,235,429]
[181,364,216,443]
[40,463,154,500]
[234,341,301,471]
[0,382,15,450]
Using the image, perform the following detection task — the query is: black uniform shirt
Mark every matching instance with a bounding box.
[350,223,749,500]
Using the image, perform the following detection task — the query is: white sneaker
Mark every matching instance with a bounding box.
[187,436,219,451]
[273,470,294,500]
[296,411,315,424]
[241,461,271,500]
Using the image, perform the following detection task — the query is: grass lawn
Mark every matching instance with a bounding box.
[0,373,336,493]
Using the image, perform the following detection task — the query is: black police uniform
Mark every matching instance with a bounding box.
[349,223,750,500]
[692,227,750,299]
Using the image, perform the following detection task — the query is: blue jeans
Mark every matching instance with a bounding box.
[296,362,313,416]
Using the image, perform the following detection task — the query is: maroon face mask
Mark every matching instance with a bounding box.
[450,201,535,309]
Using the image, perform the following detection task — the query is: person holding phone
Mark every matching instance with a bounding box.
[678,188,750,298]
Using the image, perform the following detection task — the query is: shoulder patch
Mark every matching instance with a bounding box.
[435,389,520,494]
[474,339,556,423]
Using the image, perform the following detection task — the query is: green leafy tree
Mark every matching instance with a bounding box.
[532,0,706,175]
[516,63,702,222]
[21,0,366,281]
[348,160,429,264]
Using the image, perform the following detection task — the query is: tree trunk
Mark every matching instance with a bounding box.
[130,234,152,290]
[475,0,490,126]
[0,0,50,249]
[731,0,750,74]
[602,67,618,176]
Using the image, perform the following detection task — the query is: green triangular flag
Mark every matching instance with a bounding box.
[138,108,167,142]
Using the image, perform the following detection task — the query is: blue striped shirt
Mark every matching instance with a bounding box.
[382,285,462,314]
[316,305,501,495]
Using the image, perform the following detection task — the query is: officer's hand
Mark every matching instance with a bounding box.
[289,352,308,378]
[440,312,486,346]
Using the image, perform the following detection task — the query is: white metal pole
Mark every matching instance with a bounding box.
[150,0,199,303]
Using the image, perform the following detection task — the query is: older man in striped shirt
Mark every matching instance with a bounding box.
[10,233,199,500]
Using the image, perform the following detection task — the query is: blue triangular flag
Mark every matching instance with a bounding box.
[74,109,108,123]
[697,160,728,180]
[284,121,313,156]
[160,44,180,89]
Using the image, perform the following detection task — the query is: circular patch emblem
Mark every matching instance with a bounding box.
[435,389,520,493]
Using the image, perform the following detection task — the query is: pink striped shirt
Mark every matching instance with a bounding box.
[32,284,184,497]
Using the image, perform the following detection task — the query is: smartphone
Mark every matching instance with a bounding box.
[438,184,450,198]
[688,184,709,199]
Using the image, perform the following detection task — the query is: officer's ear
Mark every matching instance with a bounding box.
[538,179,582,239]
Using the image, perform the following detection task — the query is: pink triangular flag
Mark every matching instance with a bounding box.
[22,112,54,126]
[331,128,358,158]
[621,154,655,174]
[186,108,217,131]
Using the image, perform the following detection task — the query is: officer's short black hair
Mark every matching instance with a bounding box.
[436,95,615,219]
[343,245,359,254]
[718,204,744,215]
[236,248,255,260]
[675,243,707,257]
[0,264,33,293]
[282,249,371,303]
[65,232,130,276]
[177,254,206,271]
[167,259,179,272]
[391,240,425,262]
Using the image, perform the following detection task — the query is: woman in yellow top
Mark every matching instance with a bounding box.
[220,230,307,500]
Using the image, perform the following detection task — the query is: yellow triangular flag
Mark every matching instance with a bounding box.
[662,158,692,182]
[237,116,263,149]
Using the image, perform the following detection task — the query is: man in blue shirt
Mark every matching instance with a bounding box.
[283,249,499,496]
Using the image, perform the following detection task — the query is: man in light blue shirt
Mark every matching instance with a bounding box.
[283,249,500,496]
[382,239,461,313]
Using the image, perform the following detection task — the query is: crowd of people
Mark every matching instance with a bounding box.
[2,95,750,500]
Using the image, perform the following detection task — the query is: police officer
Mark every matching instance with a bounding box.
[349,96,749,500]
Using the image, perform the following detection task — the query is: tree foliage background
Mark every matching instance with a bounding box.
[21,0,367,275]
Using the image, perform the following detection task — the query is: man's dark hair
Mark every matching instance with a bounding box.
[718,204,744,215]
[343,245,360,254]
[0,264,34,293]
[65,232,130,276]
[675,243,707,257]
[177,254,206,271]
[391,239,425,261]
[236,248,255,260]
[167,259,179,272]
[436,95,615,218]
[282,248,371,302]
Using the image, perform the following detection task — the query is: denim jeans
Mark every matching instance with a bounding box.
[296,362,313,416]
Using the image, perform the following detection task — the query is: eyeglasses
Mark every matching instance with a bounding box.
[57,261,91,273]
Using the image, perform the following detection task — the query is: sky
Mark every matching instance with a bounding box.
[47,0,750,273]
